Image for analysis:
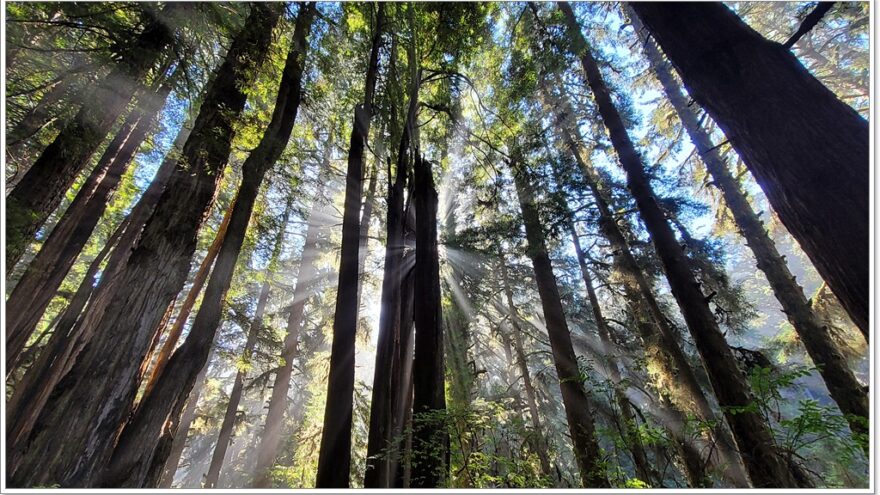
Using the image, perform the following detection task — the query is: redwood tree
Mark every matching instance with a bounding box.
[629,2,869,338]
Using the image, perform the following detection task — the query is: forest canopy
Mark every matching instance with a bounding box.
[3,1,871,490]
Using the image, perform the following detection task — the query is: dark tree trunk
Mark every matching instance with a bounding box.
[5,121,188,477]
[357,160,379,305]
[499,257,553,479]
[252,143,331,489]
[204,281,271,488]
[510,158,608,488]
[629,2,869,338]
[560,3,805,487]
[391,237,417,488]
[316,4,385,488]
[9,6,281,487]
[88,6,309,487]
[635,15,868,442]
[142,194,236,397]
[410,156,447,488]
[6,84,171,368]
[5,5,178,270]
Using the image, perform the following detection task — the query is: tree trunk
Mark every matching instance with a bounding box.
[559,3,804,487]
[635,14,868,442]
[391,238,417,488]
[6,83,172,368]
[410,156,447,488]
[316,4,385,488]
[252,140,332,489]
[499,257,554,480]
[510,157,608,488]
[5,4,178,271]
[629,2,869,337]
[4,117,188,471]
[88,6,309,487]
[9,6,281,487]
[204,281,271,488]
[357,160,379,306]
[142,193,237,398]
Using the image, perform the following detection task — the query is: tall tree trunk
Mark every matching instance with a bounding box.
[635,14,868,442]
[559,3,804,487]
[540,82,743,487]
[499,257,554,480]
[5,4,178,270]
[8,6,281,488]
[91,6,311,487]
[4,115,189,468]
[142,194,237,398]
[204,281,271,488]
[391,238,417,488]
[510,158,608,488]
[316,4,385,488]
[410,156,447,487]
[6,83,172,368]
[252,142,332,489]
[629,2,869,337]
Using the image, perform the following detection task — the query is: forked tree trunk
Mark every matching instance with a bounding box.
[629,2,869,338]
[5,4,179,270]
[142,194,237,398]
[9,6,281,487]
[410,156,447,488]
[365,50,420,487]
[5,121,189,478]
[6,83,172,368]
[316,4,385,488]
[510,157,608,488]
[157,348,213,488]
[634,14,869,442]
[91,5,310,487]
[559,3,804,487]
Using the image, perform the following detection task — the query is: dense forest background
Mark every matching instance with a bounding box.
[3,1,870,489]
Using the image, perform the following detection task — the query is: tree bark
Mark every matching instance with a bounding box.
[316,4,385,488]
[6,4,178,270]
[142,193,237,398]
[635,15,868,442]
[89,5,310,487]
[9,6,281,487]
[559,3,804,487]
[629,2,869,338]
[510,157,608,488]
[6,83,172,368]
[5,119,188,477]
